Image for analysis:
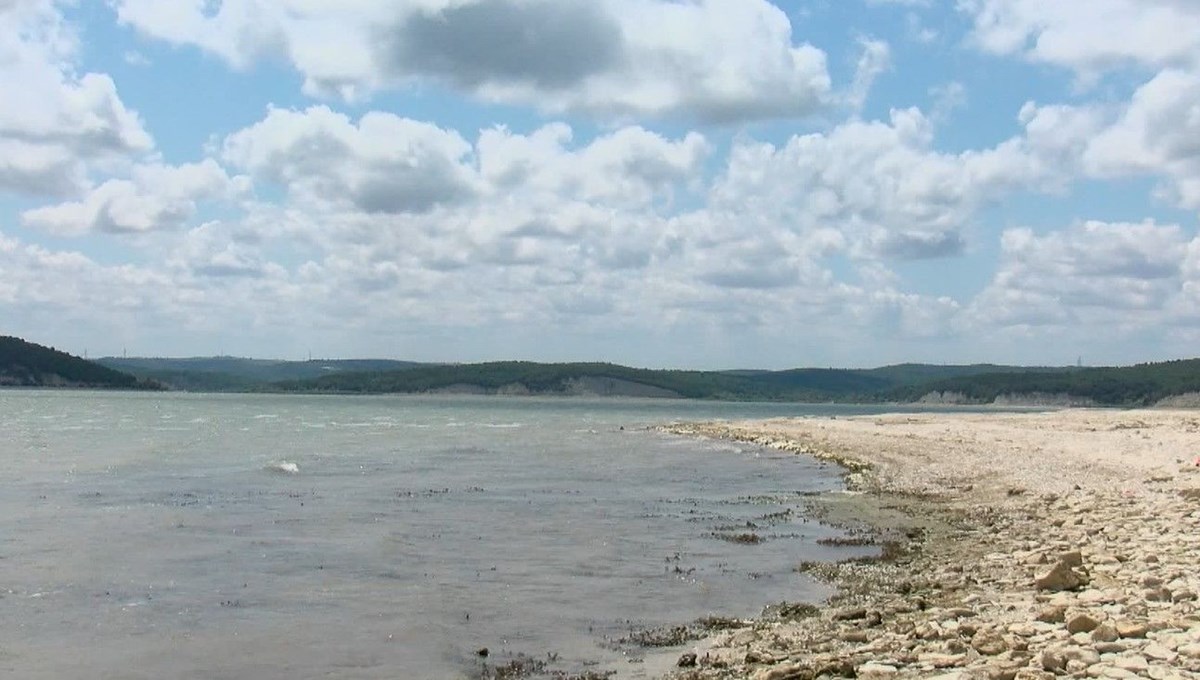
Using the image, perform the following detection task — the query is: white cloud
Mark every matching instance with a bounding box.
[969,220,1190,328]
[929,81,967,122]
[0,1,152,196]
[706,107,1050,262]
[846,38,892,111]
[477,124,709,208]
[1083,69,1200,210]
[21,160,246,235]
[111,0,834,122]
[960,0,1200,77]
[222,105,478,214]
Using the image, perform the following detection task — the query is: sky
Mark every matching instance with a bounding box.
[1,0,1199,369]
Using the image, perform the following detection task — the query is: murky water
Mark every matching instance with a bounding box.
[0,391,901,679]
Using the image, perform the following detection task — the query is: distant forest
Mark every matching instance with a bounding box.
[0,336,150,389]
[885,359,1200,407]
[264,359,1200,406]
[6,335,1200,406]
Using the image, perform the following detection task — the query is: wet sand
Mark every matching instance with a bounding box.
[660,410,1200,679]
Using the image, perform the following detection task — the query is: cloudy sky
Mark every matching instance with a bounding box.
[2,0,1199,368]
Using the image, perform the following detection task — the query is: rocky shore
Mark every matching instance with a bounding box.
[659,410,1200,680]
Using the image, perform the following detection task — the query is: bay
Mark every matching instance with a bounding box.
[0,391,905,679]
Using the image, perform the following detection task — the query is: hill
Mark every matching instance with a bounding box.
[97,356,425,391]
[888,359,1200,407]
[0,336,150,389]
[46,348,1200,406]
[269,361,1066,401]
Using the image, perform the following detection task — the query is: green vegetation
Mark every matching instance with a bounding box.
[0,336,153,389]
[11,333,1200,406]
[269,360,1088,402]
[274,361,789,399]
[887,359,1200,407]
[98,356,423,392]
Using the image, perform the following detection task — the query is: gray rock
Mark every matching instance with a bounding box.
[1091,623,1120,643]
[971,632,1008,656]
[1035,560,1083,592]
[1142,643,1176,662]
[1038,648,1067,672]
[1036,606,1066,624]
[1066,613,1101,634]
[1059,551,1083,568]
[1115,621,1148,639]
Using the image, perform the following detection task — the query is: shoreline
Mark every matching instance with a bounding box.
[658,410,1200,679]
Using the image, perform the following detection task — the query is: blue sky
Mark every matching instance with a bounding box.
[1,0,1198,368]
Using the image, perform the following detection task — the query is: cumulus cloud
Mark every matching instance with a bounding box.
[0,1,151,196]
[385,0,623,90]
[477,124,709,207]
[960,0,1200,77]
[1083,69,1200,210]
[969,220,1190,328]
[706,107,1051,263]
[21,160,246,235]
[112,0,834,122]
[222,106,477,214]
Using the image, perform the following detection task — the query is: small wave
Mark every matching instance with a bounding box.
[264,461,300,475]
[478,422,522,429]
[253,414,279,420]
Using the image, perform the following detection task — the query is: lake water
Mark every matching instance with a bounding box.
[0,391,908,679]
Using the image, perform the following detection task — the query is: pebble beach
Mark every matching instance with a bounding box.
[660,410,1200,680]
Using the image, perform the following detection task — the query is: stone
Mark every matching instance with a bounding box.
[1059,551,1084,568]
[677,652,698,668]
[1091,623,1120,643]
[1067,613,1102,634]
[985,664,1021,680]
[1112,655,1149,672]
[1145,587,1172,602]
[1039,648,1068,672]
[1178,643,1200,659]
[841,630,870,643]
[918,653,965,669]
[731,630,758,646]
[857,662,898,677]
[1035,560,1083,592]
[1142,643,1176,662]
[753,663,809,680]
[816,658,856,678]
[1115,621,1148,638]
[1063,646,1101,665]
[1036,606,1067,624]
[1171,589,1197,602]
[971,632,1008,656]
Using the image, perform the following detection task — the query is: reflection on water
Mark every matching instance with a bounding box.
[0,392,891,679]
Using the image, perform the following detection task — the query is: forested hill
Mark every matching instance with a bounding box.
[269,361,1062,401]
[98,356,424,392]
[0,336,150,389]
[887,359,1200,407]
[271,359,1200,405]
[16,340,1200,406]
